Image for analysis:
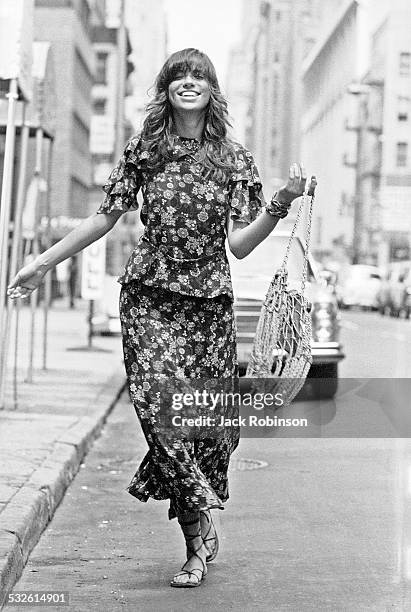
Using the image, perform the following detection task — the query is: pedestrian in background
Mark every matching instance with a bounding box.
[8,48,316,588]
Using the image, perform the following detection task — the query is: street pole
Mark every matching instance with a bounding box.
[0,106,30,408]
[114,0,126,161]
[42,138,54,371]
[0,78,19,399]
[26,127,43,383]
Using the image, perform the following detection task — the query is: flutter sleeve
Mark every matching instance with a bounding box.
[96,135,146,215]
[228,147,266,224]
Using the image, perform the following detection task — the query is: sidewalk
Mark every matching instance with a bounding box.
[0,299,126,607]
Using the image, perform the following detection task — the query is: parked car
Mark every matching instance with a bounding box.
[336,264,382,310]
[377,260,411,317]
[92,274,121,335]
[228,231,345,399]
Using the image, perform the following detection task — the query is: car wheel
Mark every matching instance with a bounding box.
[304,363,338,399]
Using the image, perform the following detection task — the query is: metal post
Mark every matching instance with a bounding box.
[0,79,19,395]
[114,0,126,161]
[13,298,21,410]
[42,137,54,370]
[12,215,28,408]
[88,300,94,349]
[26,238,38,383]
[26,127,43,383]
[0,104,30,408]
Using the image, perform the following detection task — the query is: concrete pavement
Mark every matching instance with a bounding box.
[0,300,126,608]
[5,390,411,611]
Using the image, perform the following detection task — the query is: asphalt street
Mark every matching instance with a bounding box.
[4,309,411,611]
[339,309,411,378]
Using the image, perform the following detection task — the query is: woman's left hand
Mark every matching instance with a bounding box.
[276,163,317,205]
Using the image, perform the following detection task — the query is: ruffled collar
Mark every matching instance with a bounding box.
[170,135,202,160]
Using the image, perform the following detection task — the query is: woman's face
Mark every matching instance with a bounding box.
[168,69,211,114]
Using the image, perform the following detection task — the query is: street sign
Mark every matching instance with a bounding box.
[81,237,106,301]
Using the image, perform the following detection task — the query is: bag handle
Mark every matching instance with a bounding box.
[279,187,315,295]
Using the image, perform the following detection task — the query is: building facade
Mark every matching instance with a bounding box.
[249,0,293,193]
[301,0,411,265]
[124,0,167,132]
[300,0,366,262]
[226,0,263,145]
[229,0,322,209]
[377,4,411,263]
[90,22,135,276]
[34,0,105,221]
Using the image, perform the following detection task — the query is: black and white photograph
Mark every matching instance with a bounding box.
[0,0,411,610]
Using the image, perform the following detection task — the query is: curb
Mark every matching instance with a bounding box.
[0,372,127,609]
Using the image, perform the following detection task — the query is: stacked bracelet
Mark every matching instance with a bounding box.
[264,192,292,218]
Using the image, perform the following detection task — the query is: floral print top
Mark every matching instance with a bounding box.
[96,134,265,300]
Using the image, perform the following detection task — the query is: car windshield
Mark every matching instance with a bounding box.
[228,235,314,282]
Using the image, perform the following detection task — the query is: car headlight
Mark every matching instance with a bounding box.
[311,301,339,342]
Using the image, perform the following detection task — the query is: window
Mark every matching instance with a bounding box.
[396,142,408,167]
[93,98,106,115]
[95,51,108,84]
[399,52,411,76]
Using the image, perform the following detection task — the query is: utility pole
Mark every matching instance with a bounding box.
[114,0,126,162]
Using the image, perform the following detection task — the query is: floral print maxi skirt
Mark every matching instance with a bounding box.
[119,281,240,520]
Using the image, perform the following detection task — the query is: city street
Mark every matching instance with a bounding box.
[4,308,411,611]
[339,310,411,378]
[1,0,411,610]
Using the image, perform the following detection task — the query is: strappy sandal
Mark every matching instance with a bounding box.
[170,516,207,588]
[200,510,219,562]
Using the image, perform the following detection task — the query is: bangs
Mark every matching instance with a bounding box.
[157,49,218,90]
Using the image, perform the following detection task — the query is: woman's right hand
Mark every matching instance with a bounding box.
[7,260,48,300]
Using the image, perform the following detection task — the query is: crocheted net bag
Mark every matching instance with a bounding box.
[246,190,315,406]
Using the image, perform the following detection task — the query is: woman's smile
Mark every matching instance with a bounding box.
[178,91,200,99]
[169,72,210,111]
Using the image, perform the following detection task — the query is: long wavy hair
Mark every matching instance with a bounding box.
[140,48,236,185]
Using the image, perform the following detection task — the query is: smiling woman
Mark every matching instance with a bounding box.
[140,48,238,186]
[168,70,210,106]
[7,47,315,590]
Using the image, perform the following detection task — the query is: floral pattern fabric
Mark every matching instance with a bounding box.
[96,134,265,299]
[97,134,265,519]
[120,282,240,520]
